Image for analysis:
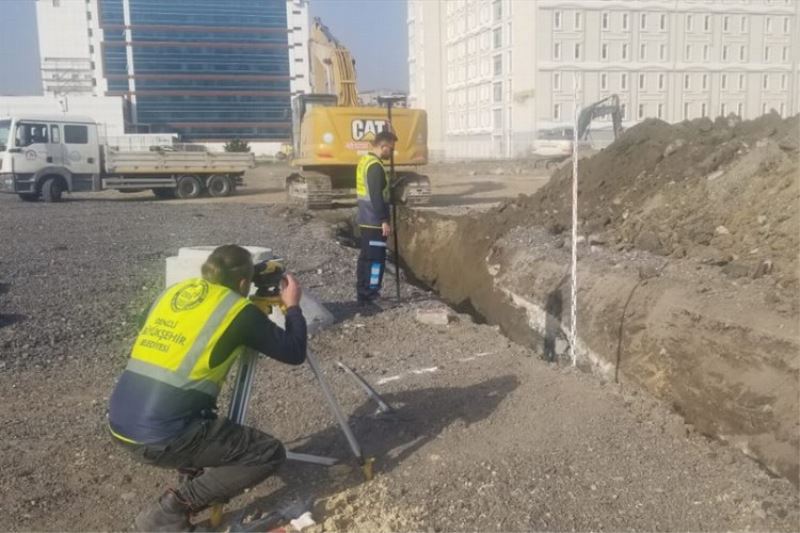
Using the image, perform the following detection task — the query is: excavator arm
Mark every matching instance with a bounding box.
[308,17,360,107]
[577,94,623,141]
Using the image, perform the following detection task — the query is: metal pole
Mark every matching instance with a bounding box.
[386,102,402,301]
[570,82,580,367]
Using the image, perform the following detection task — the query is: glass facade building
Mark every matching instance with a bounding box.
[98,0,292,142]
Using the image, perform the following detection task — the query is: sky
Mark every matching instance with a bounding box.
[0,0,407,96]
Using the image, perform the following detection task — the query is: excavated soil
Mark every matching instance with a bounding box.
[396,114,800,486]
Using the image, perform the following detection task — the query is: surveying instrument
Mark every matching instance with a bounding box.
[203,257,395,528]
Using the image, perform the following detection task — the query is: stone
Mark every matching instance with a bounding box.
[663,139,686,158]
[634,230,662,254]
[415,308,454,326]
[757,215,767,225]
[707,170,724,181]
[751,259,773,279]
[715,225,730,235]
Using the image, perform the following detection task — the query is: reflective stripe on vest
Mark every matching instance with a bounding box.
[126,278,249,398]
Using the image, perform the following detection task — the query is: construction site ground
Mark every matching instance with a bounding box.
[1,154,798,531]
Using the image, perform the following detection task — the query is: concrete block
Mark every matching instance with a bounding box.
[415,307,454,326]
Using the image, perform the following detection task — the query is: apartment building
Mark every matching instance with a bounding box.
[408,0,800,159]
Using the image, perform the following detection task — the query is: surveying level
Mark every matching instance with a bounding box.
[208,261,396,528]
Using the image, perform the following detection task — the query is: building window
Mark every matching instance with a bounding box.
[52,0,60,6]
[602,43,609,60]
[493,82,503,102]
[783,47,789,62]
[601,72,608,90]
[686,15,693,32]
[553,73,561,91]
[740,16,747,33]
[602,12,609,30]
[739,73,745,90]
[622,43,629,60]
[722,74,728,90]
[574,43,582,59]
[657,103,664,118]
[785,17,791,33]
[660,13,667,31]
[764,47,770,61]
[621,73,628,90]
[553,42,561,60]
[703,45,709,61]
[685,44,692,61]
[88,28,93,37]
[554,104,561,120]
[763,74,769,90]
[622,13,629,31]
[737,102,743,117]
[766,17,772,33]
[684,74,691,90]
[739,46,746,62]
[723,16,730,32]
[494,108,503,129]
[494,54,503,75]
[493,27,502,49]
[701,103,707,117]
[493,0,502,21]
[639,73,646,89]
[704,15,711,32]
[86,10,92,20]
[658,73,665,90]
[641,13,647,30]
[684,102,690,119]
[723,46,729,61]
[575,12,582,30]
[640,43,647,60]
[702,74,708,90]
[721,103,727,116]
[781,74,787,90]
[660,44,667,61]
[554,11,562,30]
[639,104,645,119]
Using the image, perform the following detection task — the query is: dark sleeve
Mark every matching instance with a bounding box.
[366,163,390,222]
[209,304,307,368]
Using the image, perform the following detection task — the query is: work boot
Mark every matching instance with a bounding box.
[134,489,193,532]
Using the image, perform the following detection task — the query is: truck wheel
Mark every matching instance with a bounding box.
[175,176,202,199]
[18,193,39,202]
[152,188,176,199]
[41,177,65,203]
[207,175,232,197]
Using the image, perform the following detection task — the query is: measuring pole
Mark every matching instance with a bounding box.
[570,84,580,367]
[386,100,402,301]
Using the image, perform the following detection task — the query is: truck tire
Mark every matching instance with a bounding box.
[152,188,176,199]
[18,193,39,202]
[41,176,65,203]
[207,175,232,197]
[175,175,202,199]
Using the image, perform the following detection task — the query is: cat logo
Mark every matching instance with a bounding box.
[351,119,388,142]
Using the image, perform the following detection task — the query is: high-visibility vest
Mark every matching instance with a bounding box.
[125,278,250,399]
[355,152,390,227]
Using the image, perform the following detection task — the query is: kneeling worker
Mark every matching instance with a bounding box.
[107,245,307,531]
[355,129,397,304]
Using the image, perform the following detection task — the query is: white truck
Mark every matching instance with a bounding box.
[0,115,255,202]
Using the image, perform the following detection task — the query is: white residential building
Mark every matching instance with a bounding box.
[408,0,800,159]
[287,0,312,96]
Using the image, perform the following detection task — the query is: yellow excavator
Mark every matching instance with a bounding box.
[285,17,431,209]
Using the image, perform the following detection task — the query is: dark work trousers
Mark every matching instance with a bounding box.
[356,226,388,301]
[117,417,285,509]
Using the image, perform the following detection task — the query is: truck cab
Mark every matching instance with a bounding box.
[0,115,101,202]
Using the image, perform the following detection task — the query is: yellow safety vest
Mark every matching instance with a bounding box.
[355,152,390,227]
[125,278,250,399]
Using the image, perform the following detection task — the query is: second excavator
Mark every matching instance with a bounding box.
[285,18,431,209]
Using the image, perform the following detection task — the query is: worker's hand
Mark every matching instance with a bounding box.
[381,222,392,237]
[280,273,302,308]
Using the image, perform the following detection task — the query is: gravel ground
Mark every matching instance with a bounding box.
[0,195,797,531]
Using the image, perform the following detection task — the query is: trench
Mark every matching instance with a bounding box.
[337,206,799,488]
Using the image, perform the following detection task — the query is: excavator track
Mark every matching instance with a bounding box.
[286,172,333,210]
[396,172,431,206]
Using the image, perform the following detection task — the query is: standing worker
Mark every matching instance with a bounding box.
[355,130,397,304]
[107,245,307,532]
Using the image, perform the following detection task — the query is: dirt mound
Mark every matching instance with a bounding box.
[510,113,799,288]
